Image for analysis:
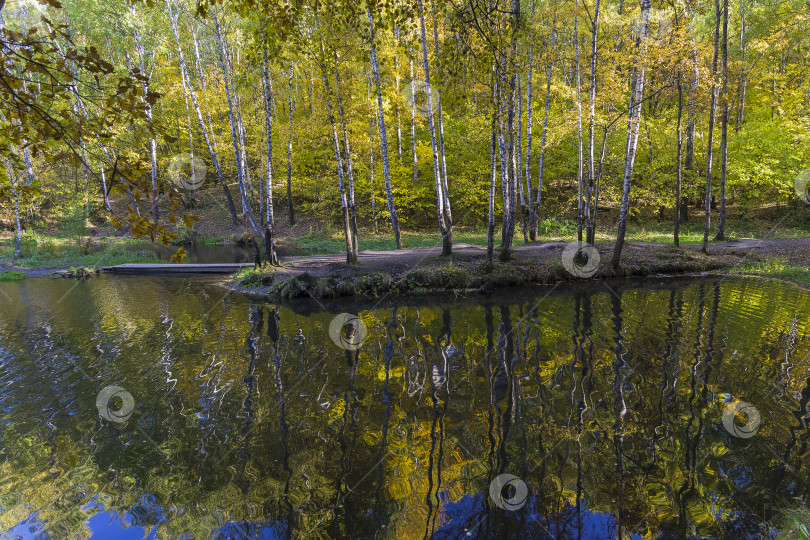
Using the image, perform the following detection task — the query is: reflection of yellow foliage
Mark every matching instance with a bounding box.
[2,278,810,538]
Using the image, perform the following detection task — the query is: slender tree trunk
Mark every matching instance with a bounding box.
[525,0,536,242]
[237,99,254,212]
[497,0,521,261]
[675,70,684,247]
[213,11,261,237]
[574,5,584,242]
[736,1,747,127]
[685,95,695,171]
[369,116,378,234]
[5,160,21,262]
[263,46,278,265]
[190,24,223,167]
[179,60,196,206]
[534,8,558,240]
[57,39,115,217]
[715,0,729,241]
[702,0,721,253]
[332,49,359,257]
[430,0,453,241]
[166,0,239,226]
[317,42,356,264]
[611,0,651,270]
[133,28,158,229]
[417,0,451,255]
[286,63,295,225]
[497,78,510,250]
[585,0,601,244]
[368,6,402,248]
[591,126,609,241]
[393,26,403,160]
[517,74,528,243]
[410,59,418,186]
[488,64,498,264]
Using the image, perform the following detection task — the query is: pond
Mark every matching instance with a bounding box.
[0,276,808,539]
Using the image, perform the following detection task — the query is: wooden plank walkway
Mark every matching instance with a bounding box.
[103,263,253,275]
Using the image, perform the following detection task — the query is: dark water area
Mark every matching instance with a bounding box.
[0,275,808,539]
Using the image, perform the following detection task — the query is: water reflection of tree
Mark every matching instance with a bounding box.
[423,308,450,539]
[4,279,810,537]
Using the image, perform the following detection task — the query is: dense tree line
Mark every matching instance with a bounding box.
[1,0,809,267]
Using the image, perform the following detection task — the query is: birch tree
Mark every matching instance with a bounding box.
[584,0,601,244]
[701,0,721,253]
[213,10,262,237]
[263,44,278,265]
[367,5,402,248]
[286,63,295,225]
[714,0,729,241]
[165,0,239,226]
[316,36,357,264]
[534,6,558,241]
[611,0,652,270]
[417,0,452,255]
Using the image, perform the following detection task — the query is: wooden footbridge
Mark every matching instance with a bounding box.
[102,263,253,275]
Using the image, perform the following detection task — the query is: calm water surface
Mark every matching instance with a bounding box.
[0,276,808,539]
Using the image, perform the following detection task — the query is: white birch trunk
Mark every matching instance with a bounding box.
[535,8,558,239]
[166,0,239,225]
[611,0,651,269]
[213,11,261,237]
[702,0,721,252]
[417,0,451,255]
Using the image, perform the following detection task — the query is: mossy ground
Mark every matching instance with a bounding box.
[731,259,810,287]
[229,243,774,300]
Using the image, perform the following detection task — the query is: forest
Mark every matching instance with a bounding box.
[4,1,810,537]
[1,0,809,268]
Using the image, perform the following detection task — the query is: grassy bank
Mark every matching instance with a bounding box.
[275,217,810,256]
[3,213,808,284]
[228,244,750,300]
[0,235,163,272]
[731,259,810,287]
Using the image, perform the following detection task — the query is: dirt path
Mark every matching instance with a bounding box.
[3,237,807,281]
[266,237,810,279]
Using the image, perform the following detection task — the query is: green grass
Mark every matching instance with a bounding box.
[732,259,810,287]
[774,507,810,539]
[279,217,809,257]
[0,271,25,281]
[0,240,163,269]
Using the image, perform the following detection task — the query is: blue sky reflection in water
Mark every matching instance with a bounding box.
[0,275,808,539]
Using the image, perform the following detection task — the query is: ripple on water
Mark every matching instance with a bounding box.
[0,275,808,538]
